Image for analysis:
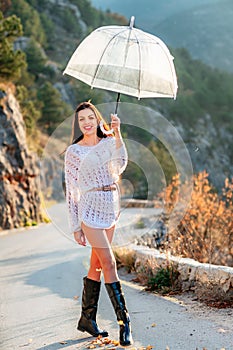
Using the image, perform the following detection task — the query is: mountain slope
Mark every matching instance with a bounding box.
[91,0,233,72]
[91,0,219,29]
[154,0,233,72]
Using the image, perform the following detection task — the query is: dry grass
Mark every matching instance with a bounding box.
[114,248,137,273]
[160,171,233,267]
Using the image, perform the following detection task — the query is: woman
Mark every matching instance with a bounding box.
[64,101,133,346]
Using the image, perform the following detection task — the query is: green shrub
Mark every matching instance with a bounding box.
[0,11,26,82]
[147,265,180,294]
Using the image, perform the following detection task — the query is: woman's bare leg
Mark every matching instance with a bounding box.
[82,223,118,283]
[81,224,132,345]
[87,225,116,281]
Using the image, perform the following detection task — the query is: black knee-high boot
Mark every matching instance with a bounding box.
[77,277,108,337]
[105,281,133,346]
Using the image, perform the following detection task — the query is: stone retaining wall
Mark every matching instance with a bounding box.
[127,244,233,304]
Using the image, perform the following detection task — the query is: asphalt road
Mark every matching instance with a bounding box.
[0,203,232,350]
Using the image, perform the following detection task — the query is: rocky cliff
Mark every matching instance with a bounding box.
[0,85,42,230]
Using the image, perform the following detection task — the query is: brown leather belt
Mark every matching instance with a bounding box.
[84,184,118,194]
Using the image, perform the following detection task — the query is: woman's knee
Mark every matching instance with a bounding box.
[92,246,117,275]
[101,255,117,273]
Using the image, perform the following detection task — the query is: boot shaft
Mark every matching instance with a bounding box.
[81,277,101,318]
[105,281,128,323]
[78,277,108,338]
[105,280,133,346]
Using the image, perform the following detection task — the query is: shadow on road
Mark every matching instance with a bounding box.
[35,335,93,349]
[0,249,75,266]
[25,258,87,299]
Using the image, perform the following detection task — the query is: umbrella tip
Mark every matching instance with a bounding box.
[129,16,135,29]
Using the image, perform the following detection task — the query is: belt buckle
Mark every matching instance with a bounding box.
[103,185,111,191]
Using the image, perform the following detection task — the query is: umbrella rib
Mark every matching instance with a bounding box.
[116,25,135,89]
[132,30,142,99]
[160,46,178,98]
[90,28,129,87]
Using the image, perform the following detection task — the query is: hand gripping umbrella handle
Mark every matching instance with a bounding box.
[99,92,121,135]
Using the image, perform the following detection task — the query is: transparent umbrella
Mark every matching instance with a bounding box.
[63,16,178,115]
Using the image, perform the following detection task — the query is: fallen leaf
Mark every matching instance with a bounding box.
[19,339,33,347]
[217,328,227,333]
[111,340,119,346]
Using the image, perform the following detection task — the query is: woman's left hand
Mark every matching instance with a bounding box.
[74,230,86,246]
[111,114,120,133]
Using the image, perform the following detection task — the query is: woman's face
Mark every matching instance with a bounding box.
[77,107,98,136]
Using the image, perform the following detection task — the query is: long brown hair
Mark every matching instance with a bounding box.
[71,101,113,144]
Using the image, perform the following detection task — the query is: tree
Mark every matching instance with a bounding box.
[37,82,71,133]
[24,38,46,77]
[0,11,26,82]
[10,0,46,45]
[16,85,41,132]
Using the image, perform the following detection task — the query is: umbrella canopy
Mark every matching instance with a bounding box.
[63,17,178,101]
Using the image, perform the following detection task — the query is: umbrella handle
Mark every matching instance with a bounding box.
[99,120,114,135]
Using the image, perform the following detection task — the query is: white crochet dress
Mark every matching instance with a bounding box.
[64,136,128,233]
